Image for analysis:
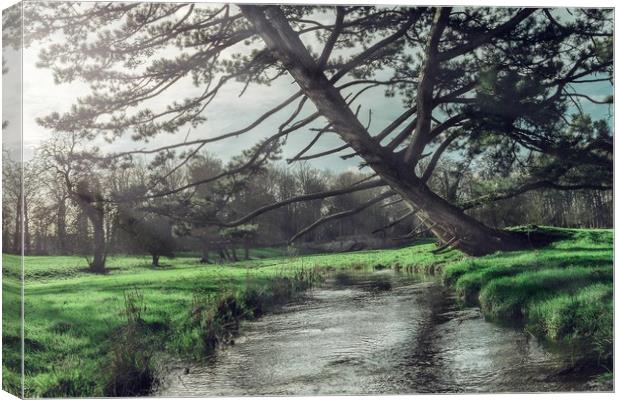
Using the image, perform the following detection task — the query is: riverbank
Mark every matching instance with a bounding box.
[157,270,606,395]
[2,227,613,396]
[441,227,612,368]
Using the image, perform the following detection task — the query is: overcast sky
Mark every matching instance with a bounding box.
[8,40,409,173]
[3,3,614,172]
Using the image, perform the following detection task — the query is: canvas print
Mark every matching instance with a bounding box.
[1,1,614,397]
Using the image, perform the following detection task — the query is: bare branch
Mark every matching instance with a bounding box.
[286,124,332,163]
[221,178,387,227]
[105,90,304,159]
[327,9,421,83]
[461,180,612,210]
[404,7,451,165]
[141,111,321,200]
[561,92,612,105]
[421,130,462,182]
[289,190,396,243]
[380,198,404,208]
[372,209,414,234]
[317,7,346,69]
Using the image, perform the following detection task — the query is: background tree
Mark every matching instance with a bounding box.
[220,224,258,260]
[39,132,111,272]
[2,155,41,254]
[118,211,175,267]
[171,152,226,263]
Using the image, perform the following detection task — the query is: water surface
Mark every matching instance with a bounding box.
[157,270,602,395]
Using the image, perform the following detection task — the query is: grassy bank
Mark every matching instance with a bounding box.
[369,228,612,366]
[4,244,444,397]
[2,228,612,396]
[441,228,613,364]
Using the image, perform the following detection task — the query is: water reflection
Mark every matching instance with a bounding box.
[157,270,601,396]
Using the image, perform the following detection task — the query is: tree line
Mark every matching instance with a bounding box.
[2,133,611,271]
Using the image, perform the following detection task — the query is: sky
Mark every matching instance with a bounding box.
[3,3,614,173]
[2,42,21,162]
[3,2,408,172]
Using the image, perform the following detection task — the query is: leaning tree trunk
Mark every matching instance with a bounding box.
[242,6,531,256]
[376,171,528,255]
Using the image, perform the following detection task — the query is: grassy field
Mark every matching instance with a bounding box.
[2,227,613,397]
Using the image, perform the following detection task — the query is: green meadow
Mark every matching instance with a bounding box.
[2,227,613,397]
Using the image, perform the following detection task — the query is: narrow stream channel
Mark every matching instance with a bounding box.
[156,270,601,395]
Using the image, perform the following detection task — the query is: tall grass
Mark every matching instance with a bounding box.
[479,267,612,319]
[176,267,325,358]
[103,288,156,397]
[438,228,613,363]
[528,283,613,361]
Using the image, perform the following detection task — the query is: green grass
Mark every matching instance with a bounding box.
[2,253,22,396]
[4,241,445,397]
[441,227,613,361]
[175,246,289,262]
[1,228,613,397]
[528,283,612,356]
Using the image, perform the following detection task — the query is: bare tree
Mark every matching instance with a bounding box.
[38,132,110,272]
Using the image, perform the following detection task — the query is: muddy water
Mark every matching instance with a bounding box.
[157,270,600,396]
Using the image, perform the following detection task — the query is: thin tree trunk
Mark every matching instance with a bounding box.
[13,196,21,254]
[244,240,250,260]
[57,198,67,254]
[89,210,106,273]
[23,197,30,254]
[200,240,210,264]
[218,246,227,262]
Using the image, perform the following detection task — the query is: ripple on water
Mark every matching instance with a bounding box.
[156,270,600,396]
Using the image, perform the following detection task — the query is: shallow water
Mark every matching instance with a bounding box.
[156,270,602,396]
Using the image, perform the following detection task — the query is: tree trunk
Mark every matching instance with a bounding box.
[89,211,106,273]
[375,170,528,255]
[23,197,30,254]
[218,246,227,262]
[244,240,250,260]
[57,198,67,254]
[242,5,532,256]
[13,195,21,254]
[152,254,160,267]
[200,241,210,264]
[79,201,106,273]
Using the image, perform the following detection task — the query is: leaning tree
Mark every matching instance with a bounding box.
[26,3,612,255]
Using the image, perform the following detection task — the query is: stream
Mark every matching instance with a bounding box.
[156,269,603,395]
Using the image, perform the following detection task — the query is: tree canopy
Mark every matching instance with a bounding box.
[25,3,613,255]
